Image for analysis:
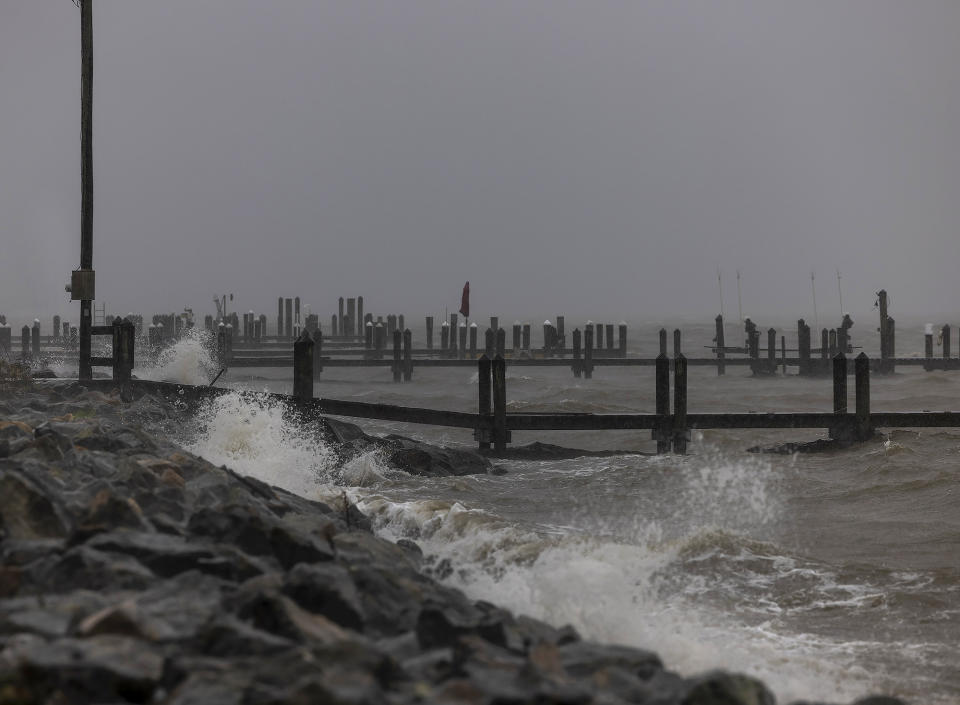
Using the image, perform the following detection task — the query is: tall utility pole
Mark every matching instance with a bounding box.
[78,0,94,379]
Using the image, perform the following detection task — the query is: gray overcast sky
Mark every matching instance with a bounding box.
[2,1,959,324]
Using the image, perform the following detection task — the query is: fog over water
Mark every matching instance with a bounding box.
[2,1,960,324]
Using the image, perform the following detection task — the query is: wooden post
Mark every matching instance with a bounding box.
[584,325,594,379]
[63,321,71,340]
[375,322,385,359]
[618,323,627,358]
[829,329,837,357]
[655,353,670,454]
[278,297,284,338]
[820,329,829,375]
[556,316,565,349]
[216,323,225,368]
[293,331,313,401]
[855,353,871,440]
[673,354,688,454]
[595,323,603,350]
[925,329,934,368]
[469,323,478,358]
[659,328,667,356]
[78,0,93,381]
[478,355,491,450]
[458,324,467,359]
[403,329,413,381]
[31,323,40,357]
[714,315,725,375]
[449,314,458,354]
[605,324,614,352]
[767,328,776,374]
[496,327,506,358]
[112,317,134,383]
[673,329,681,358]
[572,328,582,378]
[365,321,373,351]
[492,354,507,453]
[285,298,293,339]
[387,314,397,336]
[53,315,61,341]
[312,329,323,381]
[225,324,233,364]
[781,335,787,375]
[425,316,434,350]
[347,298,356,336]
[512,322,521,351]
[441,322,450,352]
[357,297,364,337]
[829,353,848,441]
[485,328,495,357]
[111,317,122,381]
[0,325,10,357]
[748,330,759,375]
[490,316,499,334]
[259,314,267,342]
[294,297,301,336]
[392,329,402,382]
[943,324,951,360]
[338,298,345,336]
[878,289,889,369]
[21,326,29,360]
[522,323,531,350]
[798,319,810,375]
[543,321,554,357]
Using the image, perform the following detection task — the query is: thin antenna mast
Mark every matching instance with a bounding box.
[736,270,743,323]
[811,271,818,331]
[837,269,843,315]
[717,267,724,318]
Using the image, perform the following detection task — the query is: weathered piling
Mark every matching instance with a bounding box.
[21,326,29,360]
[781,335,786,375]
[820,329,829,370]
[673,329,682,358]
[425,316,434,350]
[798,319,811,375]
[655,353,670,454]
[469,323,478,358]
[53,315,61,340]
[312,329,323,381]
[605,324,614,352]
[767,328,776,375]
[331,315,338,339]
[440,321,450,351]
[477,354,491,450]
[490,316,499,334]
[31,323,40,357]
[294,298,301,336]
[111,317,135,383]
[496,327,506,357]
[925,326,934,364]
[398,315,405,336]
[0,325,11,355]
[216,324,226,368]
[357,297,364,337]
[293,330,313,400]
[572,329,582,378]
[387,315,397,337]
[458,324,467,360]
[375,322,386,359]
[258,315,267,341]
[943,324,951,360]
[403,329,413,381]
[277,298,284,338]
[338,298,345,336]
[618,323,627,358]
[285,298,293,339]
[365,321,373,351]
[748,329,759,374]
[512,323,521,351]
[833,354,847,415]
[715,315,726,375]
[828,329,837,357]
[556,316,565,349]
[856,352,872,439]
[225,324,234,365]
[673,354,688,454]
[522,323,531,351]
[347,298,356,336]
[595,323,603,350]
[492,354,508,452]
[485,328,494,357]
[63,322,70,340]
[392,330,402,382]
[449,314,458,354]
[543,321,555,356]
[659,328,667,356]
[584,325,594,379]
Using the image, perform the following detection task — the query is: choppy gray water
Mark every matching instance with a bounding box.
[133,317,959,704]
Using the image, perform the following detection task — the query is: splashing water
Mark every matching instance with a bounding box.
[180,391,338,499]
[138,328,219,386]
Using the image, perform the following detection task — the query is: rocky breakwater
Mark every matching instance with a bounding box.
[0,382,905,705]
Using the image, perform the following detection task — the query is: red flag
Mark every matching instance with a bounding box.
[459,281,470,318]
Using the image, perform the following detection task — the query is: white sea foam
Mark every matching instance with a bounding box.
[138,328,219,386]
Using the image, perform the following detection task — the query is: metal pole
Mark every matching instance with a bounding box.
[79,0,94,380]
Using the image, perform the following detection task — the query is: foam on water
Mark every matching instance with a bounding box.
[355,450,875,703]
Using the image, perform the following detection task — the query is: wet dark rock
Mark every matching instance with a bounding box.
[282,562,365,630]
[386,435,492,477]
[680,670,775,705]
[558,640,663,681]
[0,469,72,541]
